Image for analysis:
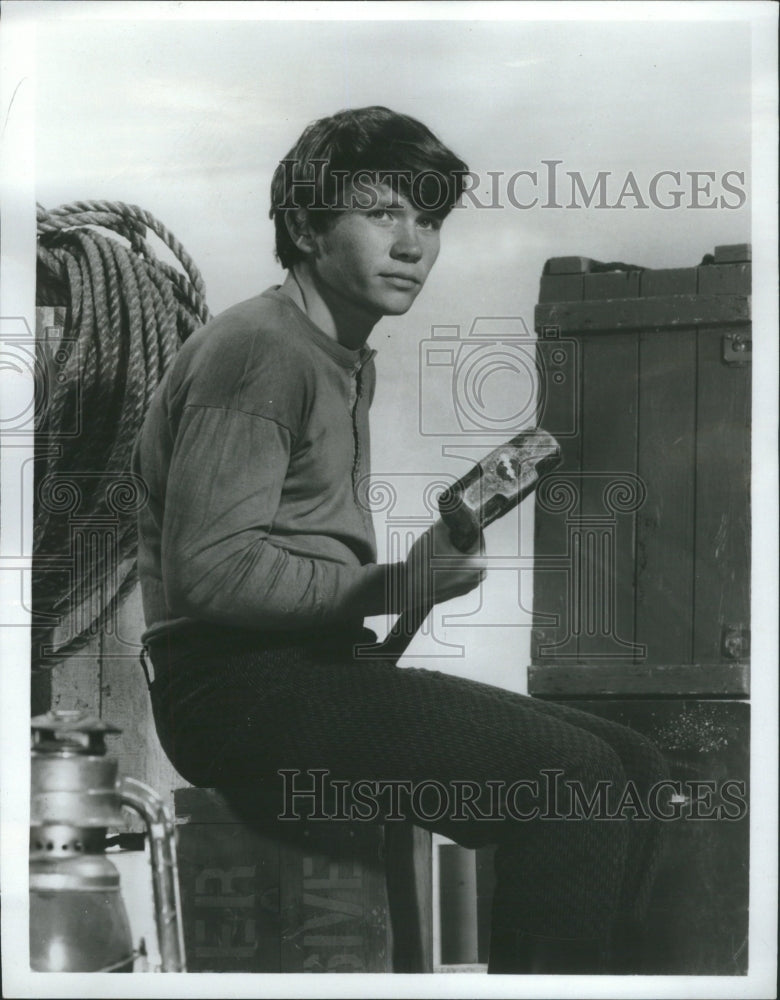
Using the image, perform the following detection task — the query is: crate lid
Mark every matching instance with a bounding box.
[536,246,751,334]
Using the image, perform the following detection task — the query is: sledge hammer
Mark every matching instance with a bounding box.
[361,427,561,662]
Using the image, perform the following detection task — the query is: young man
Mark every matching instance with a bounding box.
[134,106,668,973]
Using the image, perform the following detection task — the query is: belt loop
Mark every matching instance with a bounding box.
[139,645,153,689]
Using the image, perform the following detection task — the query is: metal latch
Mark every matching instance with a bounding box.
[722,624,750,660]
[722,334,751,366]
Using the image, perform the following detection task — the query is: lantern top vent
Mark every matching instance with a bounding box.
[31,710,121,755]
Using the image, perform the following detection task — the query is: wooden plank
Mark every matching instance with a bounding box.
[46,635,102,715]
[438,844,478,965]
[538,273,584,303]
[278,836,306,971]
[635,328,697,665]
[536,294,749,334]
[528,662,749,698]
[101,583,188,827]
[546,256,596,274]
[640,268,698,297]
[474,846,496,965]
[697,263,751,295]
[175,809,282,971]
[532,319,582,663]
[363,834,394,972]
[35,302,97,716]
[693,325,751,665]
[583,270,641,300]
[31,671,52,717]
[713,244,751,263]
[384,823,433,972]
[280,825,390,972]
[577,332,639,664]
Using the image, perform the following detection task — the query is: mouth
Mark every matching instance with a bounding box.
[379,274,421,290]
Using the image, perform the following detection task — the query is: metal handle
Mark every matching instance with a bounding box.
[118,776,187,972]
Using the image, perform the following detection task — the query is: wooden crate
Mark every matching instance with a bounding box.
[530,244,751,697]
[174,788,433,973]
[174,788,392,973]
[528,246,751,975]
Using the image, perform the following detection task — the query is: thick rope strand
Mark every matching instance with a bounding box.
[33,202,210,668]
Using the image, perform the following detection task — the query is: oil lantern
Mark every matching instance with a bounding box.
[30,709,186,972]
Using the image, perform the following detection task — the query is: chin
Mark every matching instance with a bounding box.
[381,300,416,316]
[375,290,420,316]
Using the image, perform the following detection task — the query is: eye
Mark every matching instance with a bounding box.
[417,215,442,232]
[366,207,393,221]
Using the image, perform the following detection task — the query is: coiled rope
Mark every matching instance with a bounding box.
[34,201,210,669]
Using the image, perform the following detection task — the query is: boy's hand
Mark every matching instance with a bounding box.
[402,518,487,612]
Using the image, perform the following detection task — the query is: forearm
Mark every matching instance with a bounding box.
[349,560,407,618]
[164,530,407,628]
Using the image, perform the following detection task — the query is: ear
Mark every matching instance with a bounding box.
[284,210,318,256]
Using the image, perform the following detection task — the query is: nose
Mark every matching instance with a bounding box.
[390,220,423,263]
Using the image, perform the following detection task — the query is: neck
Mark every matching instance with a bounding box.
[280,266,377,350]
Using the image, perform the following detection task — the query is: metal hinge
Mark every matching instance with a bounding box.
[722,334,751,366]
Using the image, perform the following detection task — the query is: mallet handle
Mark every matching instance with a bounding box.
[357,429,560,663]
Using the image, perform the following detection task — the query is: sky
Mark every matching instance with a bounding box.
[34,15,752,312]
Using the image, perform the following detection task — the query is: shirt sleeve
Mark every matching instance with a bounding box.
[161,403,383,629]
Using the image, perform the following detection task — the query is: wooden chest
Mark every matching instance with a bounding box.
[528,245,751,974]
[530,244,751,697]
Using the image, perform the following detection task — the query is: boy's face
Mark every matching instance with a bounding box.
[306,180,442,320]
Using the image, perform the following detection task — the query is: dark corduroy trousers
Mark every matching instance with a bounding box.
[146,623,669,952]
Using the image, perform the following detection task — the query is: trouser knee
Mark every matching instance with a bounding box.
[618,728,671,793]
[570,738,627,793]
